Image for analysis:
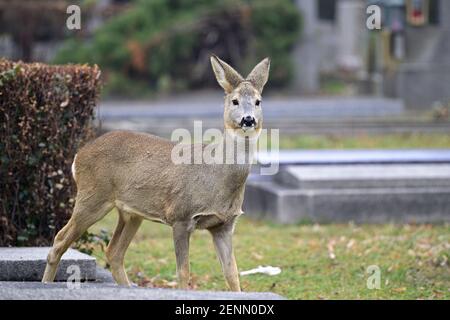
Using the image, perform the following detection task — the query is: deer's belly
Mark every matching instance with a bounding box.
[114,200,243,230]
[115,200,169,225]
[190,211,244,230]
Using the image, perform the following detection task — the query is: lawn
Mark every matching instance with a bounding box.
[87,211,450,300]
[277,133,450,149]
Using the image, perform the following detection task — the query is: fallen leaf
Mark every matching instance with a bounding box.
[346,239,355,250]
[251,252,264,260]
[327,239,336,260]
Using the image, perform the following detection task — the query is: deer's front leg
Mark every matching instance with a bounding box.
[209,218,241,291]
[172,222,191,289]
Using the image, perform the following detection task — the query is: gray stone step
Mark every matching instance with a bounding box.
[243,179,450,224]
[0,247,96,281]
[0,282,284,300]
[97,95,419,136]
[275,164,450,189]
[98,96,404,120]
[100,118,450,137]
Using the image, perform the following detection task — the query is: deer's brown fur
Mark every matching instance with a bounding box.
[42,56,270,291]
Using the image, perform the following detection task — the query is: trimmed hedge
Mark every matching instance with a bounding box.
[0,59,101,246]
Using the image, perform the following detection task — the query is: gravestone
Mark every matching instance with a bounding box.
[275,164,450,189]
[336,0,366,72]
[245,150,450,224]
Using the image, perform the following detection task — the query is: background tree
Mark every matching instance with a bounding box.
[54,0,302,96]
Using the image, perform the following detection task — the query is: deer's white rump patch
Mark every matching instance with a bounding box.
[71,154,77,182]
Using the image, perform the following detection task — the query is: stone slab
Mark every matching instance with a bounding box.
[98,96,404,120]
[100,118,450,138]
[0,282,285,300]
[243,180,450,224]
[256,150,450,166]
[275,164,450,189]
[94,265,115,283]
[0,247,96,281]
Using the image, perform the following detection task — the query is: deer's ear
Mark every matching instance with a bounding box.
[246,57,270,93]
[210,55,243,93]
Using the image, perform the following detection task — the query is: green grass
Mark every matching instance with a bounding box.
[88,212,450,299]
[277,133,450,150]
[320,79,349,95]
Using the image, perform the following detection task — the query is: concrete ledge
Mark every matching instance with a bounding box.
[0,247,96,281]
[244,180,450,224]
[0,282,285,300]
[98,96,404,120]
[275,164,450,189]
[0,249,283,300]
[256,150,450,166]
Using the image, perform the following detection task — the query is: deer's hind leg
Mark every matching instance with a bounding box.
[105,210,142,286]
[42,193,114,283]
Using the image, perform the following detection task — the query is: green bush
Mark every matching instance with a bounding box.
[54,0,301,97]
[0,59,101,246]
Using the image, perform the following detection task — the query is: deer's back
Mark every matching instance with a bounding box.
[76,130,175,178]
[73,131,248,227]
[74,131,177,218]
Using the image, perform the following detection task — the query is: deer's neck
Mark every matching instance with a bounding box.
[221,129,258,168]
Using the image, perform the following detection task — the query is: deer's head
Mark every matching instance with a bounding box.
[210,55,270,140]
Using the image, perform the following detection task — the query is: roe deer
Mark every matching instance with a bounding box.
[42,55,270,291]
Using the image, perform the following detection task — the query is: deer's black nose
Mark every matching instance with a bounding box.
[241,116,256,127]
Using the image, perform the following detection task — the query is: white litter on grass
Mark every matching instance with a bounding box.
[240,266,281,276]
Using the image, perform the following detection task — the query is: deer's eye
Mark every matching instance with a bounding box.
[232,99,239,106]
[255,99,261,106]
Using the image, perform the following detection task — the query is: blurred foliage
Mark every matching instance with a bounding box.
[0,0,90,61]
[74,229,110,256]
[0,59,101,246]
[54,0,302,97]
